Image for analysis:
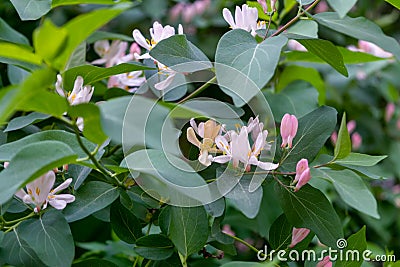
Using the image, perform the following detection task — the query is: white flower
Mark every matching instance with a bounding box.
[92,40,133,67]
[212,127,278,171]
[14,171,75,213]
[222,4,259,36]
[56,75,94,106]
[108,71,146,92]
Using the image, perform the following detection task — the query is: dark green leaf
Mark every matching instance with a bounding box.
[63,63,153,90]
[0,230,44,267]
[160,206,209,257]
[265,84,319,122]
[110,200,143,243]
[0,141,77,204]
[68,103,108,144]
[4,112,50,132]
[134,234,174,260]
[313,169,379,218]
[281,106,337,170]
[53,0,130,7]
[9,0,52,21]
[269,214,293,250]
[314,12,400,61]
[333,153,387,166]
[19,210,74,267]
[276,183,343,247]
[63,181,119,222]
[220,262,266,267]
[72,259,119,267]
[150,35,212,72]
[0,130,96,161]
[334,113,351,160]
[215,29,287,106]
[336,226,367,267]
[298,39,348,76]
[0,18,30,45]
[326,0,358,18]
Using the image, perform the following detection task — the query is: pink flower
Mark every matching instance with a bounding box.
[317,256,332,267]
[280,113,298,148]
[385,103,395,122]
[351,132,362,150]
[315,1,329,13]
[257,0,268,13]
[347,120,356,134]
[289,227,310,248]
[294,159,311,192]
[330,131,338,145]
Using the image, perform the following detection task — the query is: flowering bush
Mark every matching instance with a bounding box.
[0,0,399,266]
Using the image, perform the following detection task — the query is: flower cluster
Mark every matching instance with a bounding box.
[170,0,211,24]
[4,163,75,213]
[187,116,279,171]
[222,4,266,37]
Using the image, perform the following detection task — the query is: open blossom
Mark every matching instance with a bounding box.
[92,40,134,67]
[13,170,75,213]
[316,256,332,267]
[222,4,261,36]
[56,75,94,106]
[213,126,278,171]
[187,119,222,166]
[289,227,310,248]
[280,113,298,148]
[294,159,311,192]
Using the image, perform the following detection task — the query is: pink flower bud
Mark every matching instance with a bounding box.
[331,131,338,145]
[315,0,329,13]
[294,159,308,183]
[222,225,235,236]
[351,132,362,150]
[280,113,298,148]
[130,43,141,56]
[385,103,395,122]
[257,0,268,13]
[295,168,311,192]
[289,227,310,248]
[347,120,356,134]
[316,256,332,267]
[3,162,9,168]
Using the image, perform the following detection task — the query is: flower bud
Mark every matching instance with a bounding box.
[289,227,310,248]
[351,132,362,150]
[316,256,332,267]
[280,113,298,148]
[294,159,311,192]
[257,0,268,13]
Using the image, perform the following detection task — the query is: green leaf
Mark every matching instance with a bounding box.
[215,30,287,106]
[334,113,351,160]
[54,4,131,70]
[285,47,389,64]
[298,39,348,76]
[19,210,74,267]
[313,169,379,219]
[65,42,87,70]
[336,226,367,267]
[0,18,30,45]
[134,234,174,260]
[326,0,357,18]
[68,103,108,145]
[333,153,387,166]
[72,259,119,267]
[160,206,209,257]
[0,141,77,204]
[281,106,337,170]
[0,42,42,66]
[33,20,68,68]
[286,20,319,39]
[225,178,263,219]
[121,149,208,206]
[18,91,69,117]
[220,262,266,267]
[0,130,96,161]
[87,31,133,43]
[52,0,130,7]
[63,181,119,222]
[385,0,400,9]
[110,200,143,244]
[149,35,212,72]
[9,0,52,21]
[275,65,325,103]
[269,214,293,250]
[314,12,400,61]
[4,112,50,132]
[63,63,152,90]
[0,69,55,126]
[276,183,343,247]
[0,230,44,267]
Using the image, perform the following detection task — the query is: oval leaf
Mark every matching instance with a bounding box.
[134,234,174,260]
[110,200,143,243]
